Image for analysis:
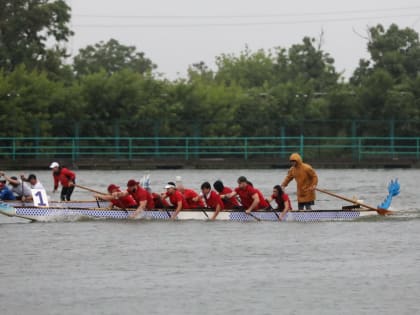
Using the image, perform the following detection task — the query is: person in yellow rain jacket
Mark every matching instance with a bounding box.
[281,153,318,210]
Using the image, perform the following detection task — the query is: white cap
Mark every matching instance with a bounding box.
[165,184,176,189]
[49,162,59,168]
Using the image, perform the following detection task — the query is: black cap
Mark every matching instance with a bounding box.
[28,174,37,180]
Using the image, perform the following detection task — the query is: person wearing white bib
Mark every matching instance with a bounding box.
[21,174,45,190]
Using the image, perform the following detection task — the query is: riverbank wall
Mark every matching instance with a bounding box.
[1,157,418,170]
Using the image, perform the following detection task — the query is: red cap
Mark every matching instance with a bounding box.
[107,184,120,193]
[127,179,139,187]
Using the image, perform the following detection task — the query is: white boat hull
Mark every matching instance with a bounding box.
[0,202,378,222]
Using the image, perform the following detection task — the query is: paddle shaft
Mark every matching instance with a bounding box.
[73,184,114,206]
[73,184,106,195]
[247,212,261,221]
[315,188,376,210]
[201,209,209,218]
[315,188,392,215]
[265,199,280,219]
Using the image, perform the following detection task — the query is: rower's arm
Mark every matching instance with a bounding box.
[171,200,183,220]
[114,191,129,198]
[130,200,147,218]
[94,193,113,201]
[246,193,260,213]
[0,172,19,186]
[210,203,222,221]
[192,195,203,202]
[279,198,291,221]
[221,191,236,199]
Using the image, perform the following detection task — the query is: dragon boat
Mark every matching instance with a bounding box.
[0,179,400,223]
[0,204,387,222]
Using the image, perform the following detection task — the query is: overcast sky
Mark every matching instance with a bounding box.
[66,0,420,80]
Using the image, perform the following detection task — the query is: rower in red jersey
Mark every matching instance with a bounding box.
[94,184,138,209]
[221,176,269,214]
[213,180,241,209]
[200,181,224,220]
[150,190,171,209]
[174,177,205,209]
[267,185,292,221]
[114,179,155,219]
[161,182,189,220]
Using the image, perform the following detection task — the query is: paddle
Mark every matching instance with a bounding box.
[315,188,393,216]
[246,211,261,221]
[265,199,280,220]
[73,184,110,208]
[201,208,209,218]
[73,183,104,195]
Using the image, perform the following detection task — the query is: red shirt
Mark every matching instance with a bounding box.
[112,193,138,209]
[235,185,269,209]
[53,167,76,189]
[152,192,170,208]
[129,186,155,209]
[271,193,292,211]
[167,190,189,209]
[219,187,240,208]
[204,191,224,210]
[182,188,205,208]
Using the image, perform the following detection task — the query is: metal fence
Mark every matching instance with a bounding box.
[1,136,420,161]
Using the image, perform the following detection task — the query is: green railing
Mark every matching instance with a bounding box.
[1,136,420,161]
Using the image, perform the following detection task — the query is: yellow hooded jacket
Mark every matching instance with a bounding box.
[281,153,318,203]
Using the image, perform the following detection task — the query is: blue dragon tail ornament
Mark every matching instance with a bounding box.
[378,179,400,209]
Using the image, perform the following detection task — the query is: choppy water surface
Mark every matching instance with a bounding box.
[1,169,419,314]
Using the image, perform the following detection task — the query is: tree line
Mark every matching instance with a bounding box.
[1,0,420,138]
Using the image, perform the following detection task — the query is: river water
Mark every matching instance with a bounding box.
[1,169,419,314]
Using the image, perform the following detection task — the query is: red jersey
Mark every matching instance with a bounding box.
[182,188,205,208]
[204,191,224,210]
[152,192,170,208]
[271,193,293,211]
[167,190,189,209]
[111,194,137,209]
[53,167,76,189]
[129,186,155,209]
[235,185,269,210]
[219,187,240,208]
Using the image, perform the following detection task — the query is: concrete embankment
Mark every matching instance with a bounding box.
[0,157,418,170]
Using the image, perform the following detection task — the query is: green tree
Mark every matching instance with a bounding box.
[350,24,420,135]
[214,46,275,88]
[0,65,67,136]
[367,24,420,81]
[273,37,339,91]
[0,0,73,73]
[73,39,156,76]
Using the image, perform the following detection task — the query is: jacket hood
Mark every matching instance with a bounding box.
[289,153,303,165]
